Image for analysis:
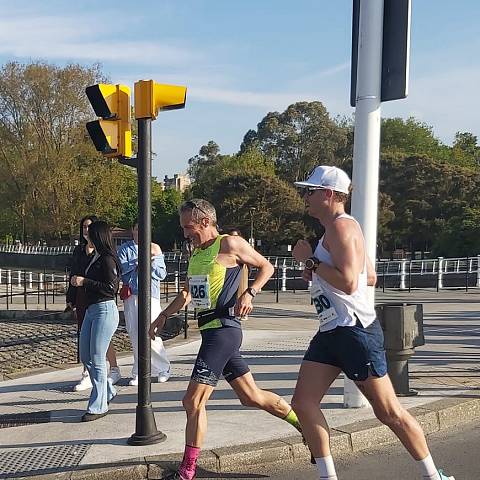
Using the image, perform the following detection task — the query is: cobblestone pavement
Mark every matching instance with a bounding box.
[0,312,131,376]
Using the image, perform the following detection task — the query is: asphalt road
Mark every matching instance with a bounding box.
[232,418,480,480]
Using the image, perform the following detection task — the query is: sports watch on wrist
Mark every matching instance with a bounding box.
[245,286,257,298]
[304,256,321,271]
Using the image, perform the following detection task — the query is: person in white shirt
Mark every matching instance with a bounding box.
[117,220,170,385]
[292,166,454,480]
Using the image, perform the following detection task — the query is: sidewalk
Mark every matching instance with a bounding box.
[0,290,479,479]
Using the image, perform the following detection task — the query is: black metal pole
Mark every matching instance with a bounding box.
[23,270,27,309]
[466,256,469,292]
[128,117,166,446]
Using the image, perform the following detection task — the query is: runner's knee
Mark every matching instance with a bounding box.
[182,392,207,414]
[291,395,316,420]
[373,402,407,428]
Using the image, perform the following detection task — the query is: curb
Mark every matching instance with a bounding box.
[7,397,480,479]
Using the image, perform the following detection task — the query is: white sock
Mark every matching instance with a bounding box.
[315,455,338,480]
[418,454,440,480]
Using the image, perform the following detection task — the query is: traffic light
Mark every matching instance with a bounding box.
[134,80,187,120]
[86,84,132,158]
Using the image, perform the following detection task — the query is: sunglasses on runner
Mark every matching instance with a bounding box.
[184,200,209,217]
[300,187,326,196]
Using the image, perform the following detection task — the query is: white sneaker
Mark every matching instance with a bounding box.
[157,370,171,383]
[108,367,122,385]
[74,372,92,391]
[129,376,138,386]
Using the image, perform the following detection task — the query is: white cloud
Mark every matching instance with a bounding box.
[0,14,198,66]
[189,86,321,110]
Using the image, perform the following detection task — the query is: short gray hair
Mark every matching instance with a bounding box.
[179,198,217,226]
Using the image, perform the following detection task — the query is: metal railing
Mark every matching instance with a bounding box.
[1,255,479,311]
[0,268,69,309]
[0,245,75,255]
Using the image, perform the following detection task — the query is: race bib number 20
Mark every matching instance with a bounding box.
[189,275,211,309]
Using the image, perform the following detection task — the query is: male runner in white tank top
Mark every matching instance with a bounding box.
[291,166,454,480]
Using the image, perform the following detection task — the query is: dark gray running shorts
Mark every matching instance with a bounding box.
[303,318,387,381]
[191,326,250,386]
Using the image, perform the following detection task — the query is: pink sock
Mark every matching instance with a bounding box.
[178,444,200,480]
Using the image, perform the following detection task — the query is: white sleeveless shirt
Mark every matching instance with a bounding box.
[310,213,376,332]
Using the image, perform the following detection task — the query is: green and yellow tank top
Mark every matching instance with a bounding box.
[187,234,242,330]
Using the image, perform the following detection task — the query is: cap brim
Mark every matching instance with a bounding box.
[294,181,322,188]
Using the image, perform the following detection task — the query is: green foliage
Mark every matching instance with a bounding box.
[379,154,480,254]
[0,60,138,242]
[241,101,350,182]
[432,207,480,257]
[380,117,449,161]
[152,188,183,250]
[188,142,310,251]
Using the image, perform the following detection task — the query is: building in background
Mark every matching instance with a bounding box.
[162,173,191,192]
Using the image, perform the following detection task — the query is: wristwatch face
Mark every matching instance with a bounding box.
[305,258,315,270]
[248,287,257,297]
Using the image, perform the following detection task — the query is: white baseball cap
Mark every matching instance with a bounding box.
[294,165,351,194]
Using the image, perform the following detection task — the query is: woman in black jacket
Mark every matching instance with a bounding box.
[70,220,121,421]
[66,215,97,391]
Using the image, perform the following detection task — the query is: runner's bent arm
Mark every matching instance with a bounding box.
[224,235,274,291]
[223,235,274,316]
[313,221,364,294]
[149,280,191,339]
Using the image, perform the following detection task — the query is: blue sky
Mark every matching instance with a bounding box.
[0,0,478,179]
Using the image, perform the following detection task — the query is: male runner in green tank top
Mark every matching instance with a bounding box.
[149,199,304,480]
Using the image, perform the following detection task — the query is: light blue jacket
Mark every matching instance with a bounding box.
[117,240,167,299]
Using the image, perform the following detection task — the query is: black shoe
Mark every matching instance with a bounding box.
[81,411,108,422]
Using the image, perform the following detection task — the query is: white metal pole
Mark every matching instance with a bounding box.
[346,0,384,409]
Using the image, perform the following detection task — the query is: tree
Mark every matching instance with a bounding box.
[379,154,480,253]
[152,188,183,250]
[380,117,449,161]
[0,61,135,241]
[240,101,350,183]
[432,207,480,257]
[451,131,479,167]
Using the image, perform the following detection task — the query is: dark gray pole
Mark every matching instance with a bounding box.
[128,118,166,446]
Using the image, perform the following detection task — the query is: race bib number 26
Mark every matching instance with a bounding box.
[189,275,211,309]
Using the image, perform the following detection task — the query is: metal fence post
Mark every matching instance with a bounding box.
[437,257,444,291]
[477,255,480,288]
[275,266,279,303]
[23,270,27,309]
[51,273,55,303]
[399,260,407,290]
[466,256,469,292]
[281,265,287,292]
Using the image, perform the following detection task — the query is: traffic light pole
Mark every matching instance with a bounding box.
[128,118,166,446]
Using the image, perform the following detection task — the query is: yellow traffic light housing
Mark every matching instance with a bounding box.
[86,84,132,158]
[134,80,187,120]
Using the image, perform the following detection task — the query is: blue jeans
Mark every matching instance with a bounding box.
[80,300,119,414]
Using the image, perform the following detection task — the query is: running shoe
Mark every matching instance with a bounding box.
[157,369,171,383]
[73,371,92,391]
[437,469,455,480]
